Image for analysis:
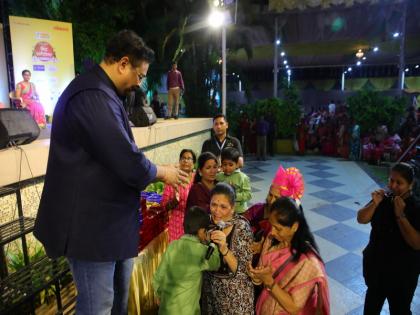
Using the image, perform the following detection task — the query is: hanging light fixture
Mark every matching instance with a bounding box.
[356,49,364,59]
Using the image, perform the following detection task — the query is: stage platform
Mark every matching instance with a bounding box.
[0,118,212,188]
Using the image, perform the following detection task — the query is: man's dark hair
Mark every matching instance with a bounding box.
[184,206,211,235]
[104,30,155,65]
[221,147,240,163]
[213,114,227,123]
[171,61,177,66]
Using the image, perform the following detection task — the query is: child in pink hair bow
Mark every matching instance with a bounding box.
[271,165,305,200]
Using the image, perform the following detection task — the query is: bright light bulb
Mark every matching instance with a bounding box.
[357,61,362,66]
[285,65,289,69]
[348,67,352,72]
[287,69,291,75]
[283,60,288,65]
[405,68,409,72]
[393,32,400,38]
[415,65,419,69]
[276,39,281,45]
[208,10,225,28]
[373,46,379,52]
[280,51,285,57]
[362,57,366,60]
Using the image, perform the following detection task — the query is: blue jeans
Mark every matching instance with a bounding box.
[67,257,134,315]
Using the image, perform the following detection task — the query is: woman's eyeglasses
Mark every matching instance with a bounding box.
[180,157,194,162]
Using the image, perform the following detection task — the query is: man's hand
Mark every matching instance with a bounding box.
[156,165,189,187]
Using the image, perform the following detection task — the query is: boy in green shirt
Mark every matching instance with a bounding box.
[216,147,252,213]
[153,206,220,315]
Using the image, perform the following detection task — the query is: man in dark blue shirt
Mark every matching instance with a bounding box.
[34,30,188,315]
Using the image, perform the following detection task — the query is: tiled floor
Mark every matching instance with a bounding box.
[243,155,420,315]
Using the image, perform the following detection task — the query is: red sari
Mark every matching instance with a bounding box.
[256,238,330,315]
[17,82,46,125]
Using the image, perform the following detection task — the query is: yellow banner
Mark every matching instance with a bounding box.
[9,16,74,115]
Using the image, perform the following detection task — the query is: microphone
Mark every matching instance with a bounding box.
[205,242,217,260]
[205,220,231,260]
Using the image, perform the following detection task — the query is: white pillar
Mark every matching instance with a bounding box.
[222,25,226,116]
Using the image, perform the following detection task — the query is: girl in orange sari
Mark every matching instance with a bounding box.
[248,197,330,315]
[16,69,46,126]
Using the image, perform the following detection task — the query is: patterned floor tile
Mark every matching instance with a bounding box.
[314,235,348,263]
[251,186,262,193]
[306,158,329,163]
[306,164,334,171]
[307,170,338,178]
[310,189,352,203]
[311,204,356,222]
[328,277,364,315]
[325,253,363,283]
[244,167,266,174]
[308,179,345,189]
[315,223,369,251]
[247,174,264,182]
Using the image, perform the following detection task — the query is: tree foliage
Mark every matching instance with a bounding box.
[347,89,407,135]
[9,0,256,116]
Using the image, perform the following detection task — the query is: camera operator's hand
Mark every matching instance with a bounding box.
[371,189,385,206]
[210,230,227,252]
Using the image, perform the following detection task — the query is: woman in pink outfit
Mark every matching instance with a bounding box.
[161,149,196,242]
[15,69,46,126]
[248,197,330,315]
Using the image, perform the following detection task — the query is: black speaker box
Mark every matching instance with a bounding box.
[129,106,157,127]
[0,109,41,149]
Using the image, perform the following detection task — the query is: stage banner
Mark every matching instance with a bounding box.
[0,24,9,107]
[9,16,74,115]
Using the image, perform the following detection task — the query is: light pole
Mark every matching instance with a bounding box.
[208,10,227,115]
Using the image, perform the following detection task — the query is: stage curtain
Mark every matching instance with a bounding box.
[369,77,396,91]
[128,231,169,315]
[311,79,336,91]
[405,77,420,92]
[345,78,368,91]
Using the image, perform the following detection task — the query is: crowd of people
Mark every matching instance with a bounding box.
[31,30,419,315]
[296,101,419,164]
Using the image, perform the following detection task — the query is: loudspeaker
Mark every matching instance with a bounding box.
[129,106,157,127]
[0,109,40,149]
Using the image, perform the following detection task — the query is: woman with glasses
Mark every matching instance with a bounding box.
[161,149,196,242]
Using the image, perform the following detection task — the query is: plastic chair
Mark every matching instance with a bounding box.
[8,91,24,108]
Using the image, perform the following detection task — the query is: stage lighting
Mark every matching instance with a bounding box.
[348,67,352,72]
[356,61,362,66]
[280,51,285,57]
[373,46,379,52]
[393,32,400,38]
[276,39,281,45]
